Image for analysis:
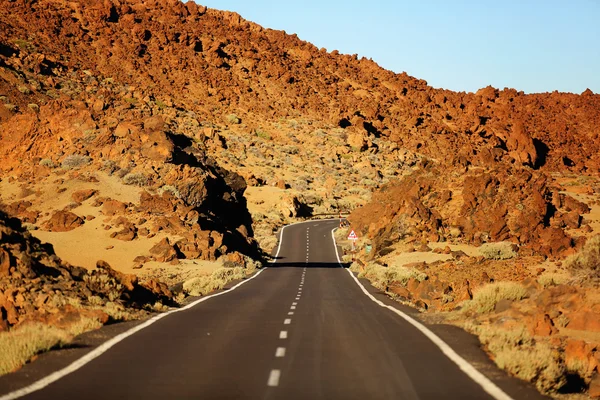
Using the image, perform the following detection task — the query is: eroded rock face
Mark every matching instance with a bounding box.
[0,208,172,332]
[350,165,588,258]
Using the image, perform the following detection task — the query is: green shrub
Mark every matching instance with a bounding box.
[479,242,517,260]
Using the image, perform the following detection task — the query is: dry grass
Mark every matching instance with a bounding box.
[537,272,570,288]
[465,323,566,393]
[463,281,528,314]
[479,242,517,260]
[182,266,250,297]
[0,314,104,376]
[565,234,600,281]
[358,262,427,290]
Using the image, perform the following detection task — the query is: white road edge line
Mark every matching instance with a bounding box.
[267,369,281,387]
[0,266,267,400]
[330,228,514,400]
[2,219,338,400]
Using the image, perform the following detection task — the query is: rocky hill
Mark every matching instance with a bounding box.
[1,0,600,394]
[1,0,599,257]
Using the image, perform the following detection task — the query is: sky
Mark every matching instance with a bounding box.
[197,0,600,94]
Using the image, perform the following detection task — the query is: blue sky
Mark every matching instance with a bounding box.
[198,1,599,94]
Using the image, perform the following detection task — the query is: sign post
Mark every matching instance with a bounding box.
[347,229,358,252]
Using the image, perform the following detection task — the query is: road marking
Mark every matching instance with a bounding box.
[295,297,300,300]
[290,306,296,310]
[288,312,294,315]
[292,302,297,305]
[279,331,288,339]
[0,266,268,400]
[284,319,291,325]
[330,228,514,400]
[275,347,286,358]
[267,369,281,387]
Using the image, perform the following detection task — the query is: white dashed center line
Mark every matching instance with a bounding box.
[288,311,294,315]
[284,318,291,325]
[267,369,281,387]
[290,306,296,310]
[292,302,297,305]
[275,347,286,358]
[279,331,288,339]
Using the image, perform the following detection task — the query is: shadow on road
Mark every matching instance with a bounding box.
[268,261,350,269]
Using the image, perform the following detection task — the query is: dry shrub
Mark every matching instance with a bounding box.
[122,173,148,187]
[479,242,517,260]
[537,272,570,288]
[61,154,91,170]
[359,262,427,290]
[466,323,566,393]
[182,266,247,297]
[565,235,600,280]
[0,314,103,376]
[463,281,527,314]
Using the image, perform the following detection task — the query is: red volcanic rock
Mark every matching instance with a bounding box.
[110,222,137,241]
[139,191,175,214]
[0,247,11,276]
[149,237,179,262]
[527,313,558,336]
[102,199,128,216]
[350,165,587,258]
[42,210,84,232]
[72,189,98,203]
[567,309,600,333]
[0,209,173,331]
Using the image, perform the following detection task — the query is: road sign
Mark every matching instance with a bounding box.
[347,230,358,241]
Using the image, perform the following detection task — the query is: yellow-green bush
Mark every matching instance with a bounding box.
[463,281,527,314]
[565,235,600,280]
[359,262,427,290]
[466,323,566,393]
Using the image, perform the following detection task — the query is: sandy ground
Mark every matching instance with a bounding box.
[0,172,222,280]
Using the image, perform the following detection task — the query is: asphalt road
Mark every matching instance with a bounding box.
[1,219,547,400]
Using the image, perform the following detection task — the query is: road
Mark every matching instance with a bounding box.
[1,219,546,400]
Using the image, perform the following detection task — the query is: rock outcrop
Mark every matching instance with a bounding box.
[0,208,172,332]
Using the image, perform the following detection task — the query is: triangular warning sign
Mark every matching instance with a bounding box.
[347,230,358,240]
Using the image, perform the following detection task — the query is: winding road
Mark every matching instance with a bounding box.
[0,219,546,400]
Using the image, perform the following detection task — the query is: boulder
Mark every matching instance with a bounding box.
[527,313,557,336]
[42,211,84,232]
[71,189,97,203]
[102,199,128,216]
[0,248,11,276]
[149,238,179,262]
